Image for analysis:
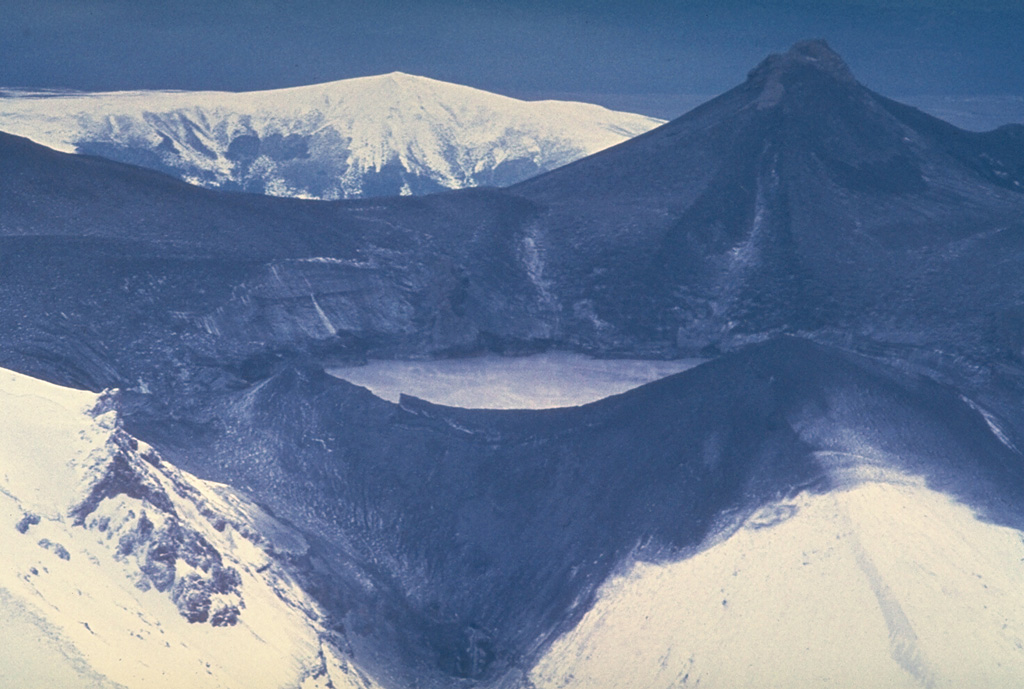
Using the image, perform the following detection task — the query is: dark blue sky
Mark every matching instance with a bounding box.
[3,1,1023,118]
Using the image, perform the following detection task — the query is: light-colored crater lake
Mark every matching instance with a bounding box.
[327,352,705,409]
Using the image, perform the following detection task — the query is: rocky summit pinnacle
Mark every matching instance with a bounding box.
[747,40,857,108]
[748,39,857,84]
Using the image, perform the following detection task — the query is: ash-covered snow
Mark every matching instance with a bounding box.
[0,367,384,689]
[0,75,663,199]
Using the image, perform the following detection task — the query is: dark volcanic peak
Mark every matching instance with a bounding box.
[747,39,858,89]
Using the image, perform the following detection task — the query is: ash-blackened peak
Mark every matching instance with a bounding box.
[748,39,858,86]
[746,40,859,109]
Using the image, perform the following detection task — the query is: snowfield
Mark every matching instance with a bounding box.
[0,367,382,689]
[530,470,1024,689]
[0,75,663,199]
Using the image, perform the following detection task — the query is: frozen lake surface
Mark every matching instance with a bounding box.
[327,352,704,409]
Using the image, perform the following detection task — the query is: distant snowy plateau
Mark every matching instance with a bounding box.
[0,74,662,199]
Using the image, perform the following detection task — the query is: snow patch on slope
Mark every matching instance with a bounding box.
[530,476,1024,689]
[959,394,1021,454]
[0,367,383,689]
[0,76,663,199]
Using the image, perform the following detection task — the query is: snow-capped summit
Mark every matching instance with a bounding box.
[0,74,663,199]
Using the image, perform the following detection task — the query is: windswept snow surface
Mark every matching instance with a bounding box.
[530,471,1024,689]
[327,352,703,408]
[0,76,663,199]
[0,367,383,689]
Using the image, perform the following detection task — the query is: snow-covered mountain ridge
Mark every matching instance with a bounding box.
[0,367,383,689]
[0,74,663,199]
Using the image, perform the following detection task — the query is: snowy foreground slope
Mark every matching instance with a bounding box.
[531,473,1024,688]
[0,367,382,689]
[0,75,662,199]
